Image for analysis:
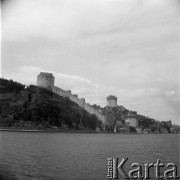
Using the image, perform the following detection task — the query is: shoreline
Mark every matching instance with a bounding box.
[0,127,98,133]
[0,127,179,134]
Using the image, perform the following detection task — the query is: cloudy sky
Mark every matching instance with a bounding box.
[1,0,179,124]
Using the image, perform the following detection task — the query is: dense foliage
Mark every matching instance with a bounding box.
[2,84,99,130]
[0,78,25,93]
[138,118,154,128]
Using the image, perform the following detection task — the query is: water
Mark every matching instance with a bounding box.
[0,132,179,180]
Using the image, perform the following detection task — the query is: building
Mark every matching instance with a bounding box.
[107,95,117,107]
[37,72,55,90]
[37,72,106,124]
[105,111,115,126]
[36,72,142,132]
[103,110,115,131]
[125,117,139,128]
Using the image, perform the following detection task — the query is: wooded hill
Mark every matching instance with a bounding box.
[0,78,100,130]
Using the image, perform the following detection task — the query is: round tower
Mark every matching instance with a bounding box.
[107,95,117,107]
[37,72,55,90]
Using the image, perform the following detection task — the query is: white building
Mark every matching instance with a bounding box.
[125,117,139,128]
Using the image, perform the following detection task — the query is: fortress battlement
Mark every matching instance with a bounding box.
[37,72,55,90]
[36,72,141,131]
[107,95,117,107]
[39,72,54,77]
[107,95,117,101]
[37,72,105,123]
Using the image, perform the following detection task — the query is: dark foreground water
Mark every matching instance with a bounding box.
[0,132,179,180]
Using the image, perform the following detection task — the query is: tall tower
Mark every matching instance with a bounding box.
[107,95,117,107]
[37,72,55,90]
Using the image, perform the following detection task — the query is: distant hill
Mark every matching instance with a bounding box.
[0,78,100,130]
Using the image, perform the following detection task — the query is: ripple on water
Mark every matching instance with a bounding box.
[0,132,179,180]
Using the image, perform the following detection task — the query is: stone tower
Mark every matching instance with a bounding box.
[37,72,55,90]
[107,95,117,107]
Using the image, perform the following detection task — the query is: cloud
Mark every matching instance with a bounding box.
[159,90,179,112]
[2,65,99,104]
[2,0,178,42]
[2,65,96,91]
[1,0,179,124]
[55,73,94,86]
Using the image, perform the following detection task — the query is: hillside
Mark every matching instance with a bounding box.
[0,78,178,133]
[0,78,100,130]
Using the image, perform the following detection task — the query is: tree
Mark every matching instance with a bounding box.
[74,112,81,128]
[129,126,136,132]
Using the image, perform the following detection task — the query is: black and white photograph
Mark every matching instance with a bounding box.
[0,0,179,179]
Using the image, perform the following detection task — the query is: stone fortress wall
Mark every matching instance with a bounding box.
[37,72,140,129]
[37,72,55,90]
[37,72,106,123]
[107,95,117,107]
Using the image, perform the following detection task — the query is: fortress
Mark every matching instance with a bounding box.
[107,95,117,107]
[37,72,107,124]
[37,72,141,131]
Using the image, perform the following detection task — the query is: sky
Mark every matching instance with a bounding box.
[1,0,179,124]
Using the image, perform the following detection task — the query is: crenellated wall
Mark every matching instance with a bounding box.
[52,86,105,123]
[52,86,71,98]
[37,72,105,123]
[69,95,85,107]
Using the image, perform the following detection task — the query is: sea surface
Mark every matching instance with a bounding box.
[0,131,179,180]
